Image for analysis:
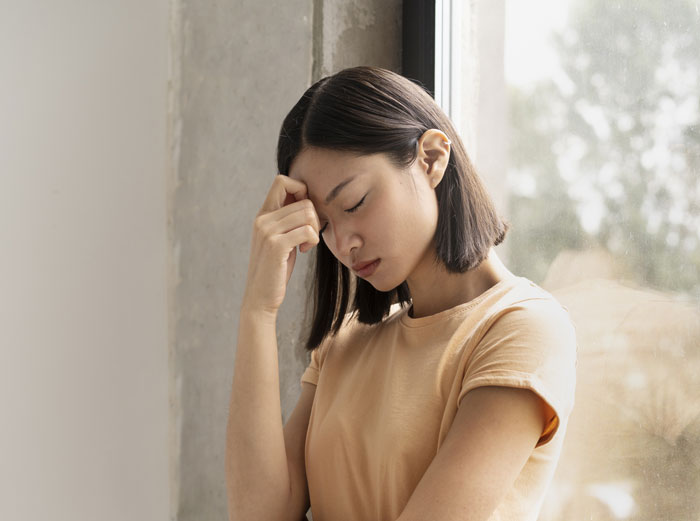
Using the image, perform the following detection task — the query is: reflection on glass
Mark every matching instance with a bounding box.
[504,0,700,519]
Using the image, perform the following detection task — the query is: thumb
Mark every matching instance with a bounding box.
[286,246,297,284]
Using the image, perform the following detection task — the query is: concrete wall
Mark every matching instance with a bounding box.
[170,0,401,519]
[0,2,169,520]
[314,0,402,79]
[169,1,314,520]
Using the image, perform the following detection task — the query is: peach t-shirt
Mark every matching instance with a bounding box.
[300,275,577,521]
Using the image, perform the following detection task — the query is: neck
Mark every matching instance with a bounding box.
[406,248,514,319]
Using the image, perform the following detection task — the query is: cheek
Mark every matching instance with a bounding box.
[359,183,437,252]
[360,201,394,240]
[396,186,438,231]
[395,195,439,259]
[362,196,413,251]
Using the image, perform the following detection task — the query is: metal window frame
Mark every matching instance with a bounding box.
[401,0,436,97]
[402,0,456,116]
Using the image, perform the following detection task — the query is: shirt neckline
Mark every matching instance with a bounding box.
[398,274,521,328]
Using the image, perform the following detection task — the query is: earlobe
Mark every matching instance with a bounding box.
[429,171,443,189]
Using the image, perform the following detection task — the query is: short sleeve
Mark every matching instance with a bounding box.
[458,298,578,447]
[300,336,332,386]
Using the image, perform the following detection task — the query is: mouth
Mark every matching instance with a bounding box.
[352,258,381,278]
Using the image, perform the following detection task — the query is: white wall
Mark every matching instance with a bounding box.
[0,2,170,520]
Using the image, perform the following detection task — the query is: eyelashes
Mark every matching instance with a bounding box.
[346,195,366,214]
[319,194,367,235]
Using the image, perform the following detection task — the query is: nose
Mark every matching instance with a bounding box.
[327,221,362,260]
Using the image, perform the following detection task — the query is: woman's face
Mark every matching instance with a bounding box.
[288,146,441,292]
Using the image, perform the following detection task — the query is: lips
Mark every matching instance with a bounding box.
[352,258,381,277]
[351,259,376,271]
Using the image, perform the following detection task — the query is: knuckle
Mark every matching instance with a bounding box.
[304,207,317,222]
[253,215,265,232]
[267,234,281,249]
[270,177,285,193]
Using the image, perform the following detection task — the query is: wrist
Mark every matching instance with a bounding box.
[239,300,278,325]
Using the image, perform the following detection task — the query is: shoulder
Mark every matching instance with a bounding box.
[465,280,579,391]
[459,280,578,437]
[482,278,577,345]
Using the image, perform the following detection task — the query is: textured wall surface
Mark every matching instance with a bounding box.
[170,1,404,519]
[315,0,402,78]
[169,1,314,520]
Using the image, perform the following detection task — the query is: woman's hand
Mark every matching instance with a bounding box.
[242,175,321,315]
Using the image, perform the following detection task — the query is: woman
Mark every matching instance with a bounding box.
[226,66,577,521]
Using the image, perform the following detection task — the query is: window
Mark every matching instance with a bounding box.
[406,1,700,518]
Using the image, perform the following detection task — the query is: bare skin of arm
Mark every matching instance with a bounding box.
[225,175,320,521]
[396,385,551,521]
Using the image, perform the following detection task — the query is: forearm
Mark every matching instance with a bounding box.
[225,308,291,520]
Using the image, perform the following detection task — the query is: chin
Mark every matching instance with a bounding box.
[367,276,405,293]
[354,259,407,293]
[371,281,395,293]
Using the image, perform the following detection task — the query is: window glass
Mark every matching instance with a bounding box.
[502,1,700,519]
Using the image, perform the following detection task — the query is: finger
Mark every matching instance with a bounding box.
[279,224,320,252]
[258,199,321,234]
[260,175,309,213]
[299,240,319,253]
[267,203,321,237]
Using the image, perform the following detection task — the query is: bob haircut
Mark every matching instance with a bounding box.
[276,66,508,350]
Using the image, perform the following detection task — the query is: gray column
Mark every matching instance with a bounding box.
[315,0,402,78]
[170,1,403,519]
[169,1,314,519]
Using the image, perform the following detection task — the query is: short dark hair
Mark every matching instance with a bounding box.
[277,66,508,350]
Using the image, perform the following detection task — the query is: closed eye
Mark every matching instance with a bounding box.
[320,194,367,235]
[345,195,366,214]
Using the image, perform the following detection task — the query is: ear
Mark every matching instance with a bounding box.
[416,129,451,189]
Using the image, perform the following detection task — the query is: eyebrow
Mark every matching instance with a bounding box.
[324,176,356,205]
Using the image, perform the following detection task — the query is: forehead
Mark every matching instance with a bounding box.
[288,147,389,198]
[289,147,362,183]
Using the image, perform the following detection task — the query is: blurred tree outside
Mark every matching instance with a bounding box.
[507,0,700,298]
[504,1,700,520]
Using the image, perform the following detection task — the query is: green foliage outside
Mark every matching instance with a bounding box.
[507,0,700,298]
[506,1,700,519]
